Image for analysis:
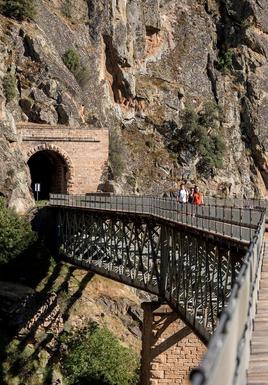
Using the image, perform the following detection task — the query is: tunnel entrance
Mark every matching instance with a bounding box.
[28,150,68,200]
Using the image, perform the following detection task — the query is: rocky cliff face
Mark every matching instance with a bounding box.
[0,63,33,211]
[1,0,268,204]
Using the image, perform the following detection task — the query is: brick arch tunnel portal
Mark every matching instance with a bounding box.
[28,150,68,200]
[18,125,109,195]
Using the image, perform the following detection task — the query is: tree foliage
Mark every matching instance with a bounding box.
[0,198,36,265]
[62,48,81,75]
[109,130,125,178]
[3,72,17,102]
[169,102,225,177]
[60,324,139,385]
[218,49,233,74]
[62,48,90,87]
[0,0,36,21]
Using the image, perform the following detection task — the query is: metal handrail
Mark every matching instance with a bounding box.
[49,193,266,384]
[203,196,268,210]
[150,191,268,210]
[190,210,265,385]
[49,194,262,243]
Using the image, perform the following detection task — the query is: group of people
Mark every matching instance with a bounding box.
[176,183,203,205]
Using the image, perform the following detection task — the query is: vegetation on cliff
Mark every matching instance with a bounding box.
[167,102,225,177]
[62,49,81,76]
[3,73,17,102]
[0,220,141,385]
[109,131,126,178]
[0,198,36,265]
[0,0,36,21]
[61,323,139,385]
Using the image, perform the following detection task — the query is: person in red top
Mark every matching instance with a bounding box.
[193,186,203,205]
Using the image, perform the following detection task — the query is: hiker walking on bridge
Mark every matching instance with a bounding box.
[193,186,203,205]
[176,182,189,203]
[188,187,195,204]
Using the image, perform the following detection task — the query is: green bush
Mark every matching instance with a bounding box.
[170,102,225,176]
[199,101,221,130]
[181,107,199,133]
[196,135,225,175]
[0,0,36,21]
[218,49,233,74]
[0,198,36,265]
[62,49,90,87]
[62,48,80,75]
[109,131,125,178]
[60,324,139,385]
[3,73,17,102]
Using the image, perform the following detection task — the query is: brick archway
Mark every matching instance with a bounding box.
[18,125,109,194]
[27,143,75,194]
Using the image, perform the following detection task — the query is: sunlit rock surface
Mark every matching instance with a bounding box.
[1,0,268,204]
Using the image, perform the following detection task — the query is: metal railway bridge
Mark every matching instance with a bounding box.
[49,194,267,385]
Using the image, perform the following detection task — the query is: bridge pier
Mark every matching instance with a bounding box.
[141,302,207,385]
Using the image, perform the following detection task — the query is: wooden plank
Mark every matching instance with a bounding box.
[251,346,268,354]
[248,240,268,385]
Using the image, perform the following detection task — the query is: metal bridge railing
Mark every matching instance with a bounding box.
[190,209,265,385]
[49,193,266,385]
[204,196,268,210]
[49,194,263,243]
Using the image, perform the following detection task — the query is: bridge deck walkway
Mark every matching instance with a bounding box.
[248,235,268,385]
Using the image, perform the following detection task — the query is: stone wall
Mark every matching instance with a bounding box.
[18,124,109,194]
[141,302,207,385]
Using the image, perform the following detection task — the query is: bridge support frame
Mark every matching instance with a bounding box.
[141,302,207,385]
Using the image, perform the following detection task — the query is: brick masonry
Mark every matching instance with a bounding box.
[17,124,109,194]
[141,302,207,385]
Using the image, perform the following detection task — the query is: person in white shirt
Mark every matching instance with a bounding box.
[176,183,189,203]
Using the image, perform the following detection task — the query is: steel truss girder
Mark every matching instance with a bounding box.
[56,208,244,342]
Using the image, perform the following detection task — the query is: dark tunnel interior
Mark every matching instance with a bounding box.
[28,150,68,200]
